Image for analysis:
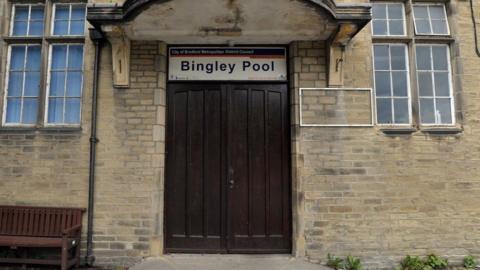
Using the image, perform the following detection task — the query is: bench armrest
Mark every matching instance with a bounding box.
[62,224,82,237]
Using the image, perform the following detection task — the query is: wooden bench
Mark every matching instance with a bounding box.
[0,205,85,270]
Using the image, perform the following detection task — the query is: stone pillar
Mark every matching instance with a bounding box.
[149,41,167,257]
[289,40,327,259]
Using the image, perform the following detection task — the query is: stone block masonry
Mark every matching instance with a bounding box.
[301,89,372,126]
[289,2,480,268]
[0,0,479,268]
[91,41,167,266]
[0,40,168,268]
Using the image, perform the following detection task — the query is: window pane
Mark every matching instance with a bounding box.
[434,72,450,97]
[8,72,24,97]
[388,4,403,20]
[416,46,432,70]
[55,6,70,20]
[53,20,69,35]
[29,21,44,36]
[432,20,449,35]
[375,71,391,97]
[374,45,389,70]
[10,46,26,70]
[415,20,431,34]
[14,6,29,21]
[414,5,449,36]
[392,71,408,97]
[429,6,446,20]
[420,98,435,124]
[71,5,86,20]
[6,98,21,123]
[377,99,392,124]
[13,21,28,36]
[436,98,452,124]
[389,20,404,36]
[70,20,85,35]
[394,98,409,124]
[29,6,44,36]
[68,45,84,70]
[52,45,67,69]
[373,4,387,19]
[413,6,429,19]
[50,71,66,96]
[373,20,388,36]
[432,46,448,70]
[390,46,406,70]
[22,98,38,124]
[48,98,64,123]
[24,72,41,97]
[26,46,41,71]
[12,6,29,35]
[31,6,44,20]
[66,72,83,97]
[418,72,433,97]
[53,5,86,36]
[65,98,81,124]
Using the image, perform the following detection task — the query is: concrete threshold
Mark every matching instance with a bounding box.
[130,254,330,270]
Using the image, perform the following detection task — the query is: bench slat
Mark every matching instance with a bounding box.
[0,206,85,237]
[0,208,5,234]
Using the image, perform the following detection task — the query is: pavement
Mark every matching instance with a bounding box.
[130,254,330,270]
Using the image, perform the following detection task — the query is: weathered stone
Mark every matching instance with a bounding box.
[0,1,479,269]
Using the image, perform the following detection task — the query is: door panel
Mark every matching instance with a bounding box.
[227,84,291,253]
[165,84,225,252]
[165,83,290,253]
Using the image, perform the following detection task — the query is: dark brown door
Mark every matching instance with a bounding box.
[165,83,290,253]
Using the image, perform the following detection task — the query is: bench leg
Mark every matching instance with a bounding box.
[75,241,81,268]
[20,248,27,270]
[61,246,68,270]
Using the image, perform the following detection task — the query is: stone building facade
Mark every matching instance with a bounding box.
[0,0,479,269]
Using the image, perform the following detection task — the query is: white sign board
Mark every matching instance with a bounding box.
[168,47,287,81]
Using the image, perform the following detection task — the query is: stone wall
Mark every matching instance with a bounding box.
[289,40,328,258]
[0,0,479,269]
[0,0,94,261]
[0,38,167,268]
[293,1,480,269]
[300,89,372,126]
[92,41,166,266]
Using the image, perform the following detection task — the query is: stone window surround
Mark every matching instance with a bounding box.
[0,0,87,129]
[371,0,462,134]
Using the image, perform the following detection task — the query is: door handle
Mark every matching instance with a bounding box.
[229,179,235,189]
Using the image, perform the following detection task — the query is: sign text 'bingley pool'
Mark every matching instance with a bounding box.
[168,48,287,81]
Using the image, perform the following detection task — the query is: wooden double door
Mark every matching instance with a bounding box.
[165,83,291,253]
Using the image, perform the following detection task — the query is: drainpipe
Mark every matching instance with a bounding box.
[86,28,105,266]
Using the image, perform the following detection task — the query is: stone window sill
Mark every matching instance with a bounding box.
[0,126,82,134]
[420,126,463,135]
[378,126,417,135]
[378,125,463,135]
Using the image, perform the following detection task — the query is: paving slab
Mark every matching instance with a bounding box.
[130,254,329,270]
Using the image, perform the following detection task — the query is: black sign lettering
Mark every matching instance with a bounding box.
[181,61,190,71]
